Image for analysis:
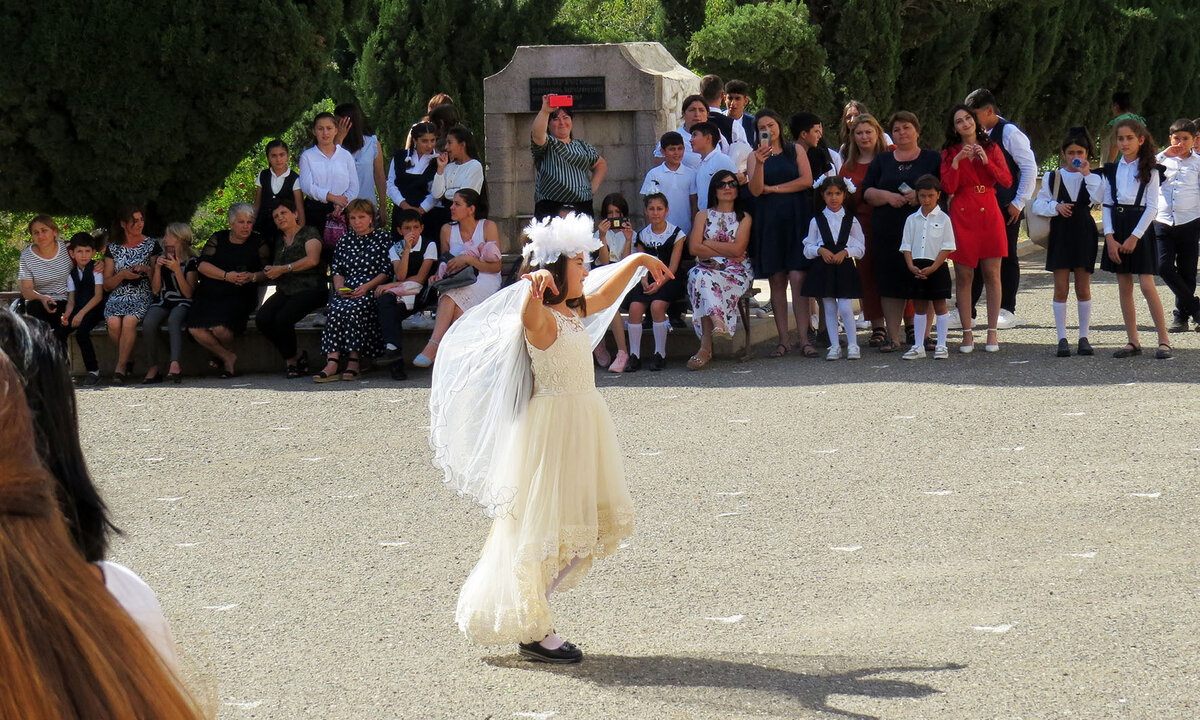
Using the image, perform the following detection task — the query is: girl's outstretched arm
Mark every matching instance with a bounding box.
[585,253,672,314]
[522,270,558,350]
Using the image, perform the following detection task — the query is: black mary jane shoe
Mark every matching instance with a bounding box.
[1112,343,1142,359]
[167,372,182,384]
[625,354,641,373]
[1156,343,1173,360]
[141,374,164,385]
[517,640,583,664]
[1056,338,1071,358]
[1077,337,1094,356]
[112,371,127,385]
[649,353,666,371]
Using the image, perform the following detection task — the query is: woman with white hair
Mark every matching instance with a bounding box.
[186,203,269,378]
[431,213,671,664]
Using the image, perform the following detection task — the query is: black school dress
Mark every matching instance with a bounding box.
[801,212,863,299]
[389,152,437,238]
[1044,170,1099,273]
[862,150,942,298]
[187,231,267,333]
[627,224,685,304]
[1099,164,1159,275]
[254,168,299,238]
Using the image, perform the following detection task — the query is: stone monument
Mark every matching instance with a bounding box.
[483,42,700,249]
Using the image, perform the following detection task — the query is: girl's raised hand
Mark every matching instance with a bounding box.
[522,269,558,300]
[639,253,674,285]
[436,153,449,171]
[597,218,612,234]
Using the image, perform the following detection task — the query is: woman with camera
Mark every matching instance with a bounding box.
[102,205,159,383]
[531,94,607,219]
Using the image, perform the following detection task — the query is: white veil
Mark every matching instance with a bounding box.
[429,254,646,517]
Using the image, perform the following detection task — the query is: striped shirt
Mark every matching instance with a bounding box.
[531,135,599,203]
[17,242,72,300]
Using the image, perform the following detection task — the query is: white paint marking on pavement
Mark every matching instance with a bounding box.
[703,614,745,623]
[811,448,839,454]
[1013,446,1026,451]
[618,542,631,549]
[727,418,750,424]
[1009,360,1029,365]
[716,512,742,518]
[871,364,889,369]
[732,368,752,374]
[1063,412,1086,416]
[386,398,405,403]
[250,400,271,405]
[894,414,916,419]
[379,541,409,547]
[203,604,239,611]
[1064,551,1097,558]
[830,545,862,552]
[224,700,265,709]
[638,451,662,456]
[330,494,359,499]
[231,383,251,387]
[271,426,293,431]
[135,427,152,432]
[662,394,679,399]
[175,542,199,547]
[716,491,745,496]
[144,457,165,462]
[301,457,325,462]
[126,403,146,407]
[972,623,1013,633]
[156,496,183,502]
[924,490,953,496]
[806,390,826,395]
[1116,382,1135,386]
[1130,492,1161,498]
[513,712,557,720]
[954,386,978,391]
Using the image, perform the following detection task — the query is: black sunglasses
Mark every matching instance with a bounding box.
[716,179,738,189]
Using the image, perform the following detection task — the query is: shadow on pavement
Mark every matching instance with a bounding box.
[485,652,965,719]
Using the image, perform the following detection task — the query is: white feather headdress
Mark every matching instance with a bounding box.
[520,213,602,267]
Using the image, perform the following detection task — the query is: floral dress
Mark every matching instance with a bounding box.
[322,228,392,355]
[687,209,752,337]
[104,237,159,319]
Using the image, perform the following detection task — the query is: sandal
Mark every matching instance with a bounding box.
[286,364,300,379]
[313,370,341,383]
[296,350,310,375]
[1155,343,1173,360]
[879,337,900,354]
[800,343,818,358]
[341,360,361,381]
[1112,343,1142,358]
[868,327,887,347]
[686,349,712,370]
[768,343,789,359]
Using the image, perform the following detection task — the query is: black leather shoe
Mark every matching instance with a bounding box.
[1056,338,1071,357]
[649,353,666,371]
[1077,337,1094,356]
[389,359,408,381]
[518,640,582,664]
[625,354,641,373]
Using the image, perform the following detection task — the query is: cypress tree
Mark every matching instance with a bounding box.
[0,0,345,227]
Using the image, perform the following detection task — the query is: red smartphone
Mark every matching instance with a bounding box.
[548,94,573,108]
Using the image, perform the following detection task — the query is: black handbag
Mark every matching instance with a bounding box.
[430,252,478,292]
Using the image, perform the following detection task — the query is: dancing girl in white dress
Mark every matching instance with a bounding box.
[429,213,671,663]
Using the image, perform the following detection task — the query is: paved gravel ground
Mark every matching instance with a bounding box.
[81,253,1200,719]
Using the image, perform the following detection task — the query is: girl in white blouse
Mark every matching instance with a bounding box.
[335,103,388,225]
[427,125,485,245]
[1098,118,1170,358]
[1031,131,1103,357]
[299,112,359,235]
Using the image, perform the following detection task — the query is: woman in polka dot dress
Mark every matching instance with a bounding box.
[314,199,393,382]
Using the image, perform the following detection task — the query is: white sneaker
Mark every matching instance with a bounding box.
[402,312,436,330]
[996,309,1021,329]
[902,345,926,360]
[855,317,871,330]
[847,344,861,360]
[825,346,842,361]
[933,345,949,359]
[945,309,963,330]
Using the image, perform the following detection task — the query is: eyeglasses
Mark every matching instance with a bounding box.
[716,180,738,189]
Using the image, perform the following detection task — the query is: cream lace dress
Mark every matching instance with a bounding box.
[455,307,634,645]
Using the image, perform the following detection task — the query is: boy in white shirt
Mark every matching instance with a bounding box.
[640,131,697,235]
[901,175,956,359]
[690,122,738,218]
[1154,118,1200,330]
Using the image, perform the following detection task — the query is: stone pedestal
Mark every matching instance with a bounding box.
[483,42,699,250]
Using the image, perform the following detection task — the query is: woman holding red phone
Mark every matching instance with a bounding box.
[532,94,607,220]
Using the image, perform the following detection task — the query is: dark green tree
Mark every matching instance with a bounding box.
[352,0,563,157]
[0,1,346,228]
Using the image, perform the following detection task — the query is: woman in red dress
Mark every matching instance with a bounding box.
[941,105,1013,353]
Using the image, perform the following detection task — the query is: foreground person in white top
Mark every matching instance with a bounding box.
[430,214,670,663]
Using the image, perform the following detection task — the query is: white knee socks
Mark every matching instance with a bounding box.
[1053,301,1068,341]
[627,321,643,358]
[913,312,928,349]
[935,313,948,347]
[837,299,857,349]
[823,299,839,347]
[1078,300,1092,340]
[652,321,670,357]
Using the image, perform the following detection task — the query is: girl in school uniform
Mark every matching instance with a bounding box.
[253,139,304,240]
[802,176,864,360]
[1031,130,1102,357]
[386,121,439,241]
[1100,118,1171,358]
[626,193,686,371]
[592,193,635,371]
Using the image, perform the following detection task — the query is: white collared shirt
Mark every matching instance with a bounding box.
[803,207,865,259]
[692,149,738,210]
[640,163,697,233]
[387,152,438,212]
[430,159,485,203]
[1100,157,1160,238]
[298,145,359,203]
[1155,150,1200,225]
[900,205,957,260]
[1031,169,1102,217]
[255,167,292,195]
[986,118,1038,210]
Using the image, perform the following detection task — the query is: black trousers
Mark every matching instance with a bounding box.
[376,293,421,355]
[971,207,1021,315]
[1154,219,1200,319]
[60,306,105,372]
[255,288,328,360]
